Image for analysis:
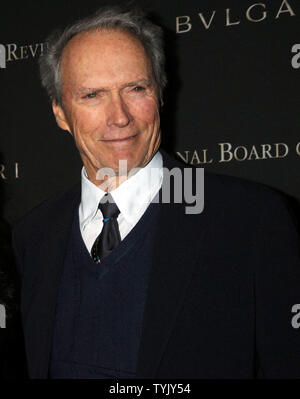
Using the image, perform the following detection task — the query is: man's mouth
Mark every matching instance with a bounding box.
[100,134,138,143]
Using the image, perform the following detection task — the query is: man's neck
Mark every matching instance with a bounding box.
[94,174,129,192]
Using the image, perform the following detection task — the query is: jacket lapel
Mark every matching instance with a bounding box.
[136,152,209,378]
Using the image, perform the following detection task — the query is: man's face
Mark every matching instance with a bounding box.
[53,29,161,184]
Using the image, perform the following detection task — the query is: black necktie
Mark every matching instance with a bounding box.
[91,193,121,264]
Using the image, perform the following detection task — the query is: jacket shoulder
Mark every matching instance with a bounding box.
[162,148,299,229]
[12,183,81,241]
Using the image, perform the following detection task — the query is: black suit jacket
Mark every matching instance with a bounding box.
[12,150,300,378]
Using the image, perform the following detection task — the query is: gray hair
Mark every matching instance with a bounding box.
[39,5,167,107]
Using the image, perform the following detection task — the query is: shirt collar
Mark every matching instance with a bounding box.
[112,151,163,224]
[79,151,163,229]
[79,167,107,231]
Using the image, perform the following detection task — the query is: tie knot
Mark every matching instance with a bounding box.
[98,193,120,220]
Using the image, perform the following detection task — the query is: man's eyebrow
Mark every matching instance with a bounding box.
[75,79,153,95]
[124,79,153,88]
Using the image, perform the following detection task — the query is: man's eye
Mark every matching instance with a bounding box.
[84,92,97,99]
[133,86,145,92]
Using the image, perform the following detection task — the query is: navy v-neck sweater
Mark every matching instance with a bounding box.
[50,200,160,379]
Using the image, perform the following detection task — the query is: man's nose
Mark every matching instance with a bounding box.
[106,94,132,128]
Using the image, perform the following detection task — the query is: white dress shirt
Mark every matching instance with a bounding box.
[79,151,163,254]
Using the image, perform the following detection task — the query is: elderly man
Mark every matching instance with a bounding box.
[13,6,300,379]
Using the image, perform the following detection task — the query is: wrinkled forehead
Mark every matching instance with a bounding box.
[60,29,153,87]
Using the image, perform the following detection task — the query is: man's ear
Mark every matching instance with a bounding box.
[52,100,72,134]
